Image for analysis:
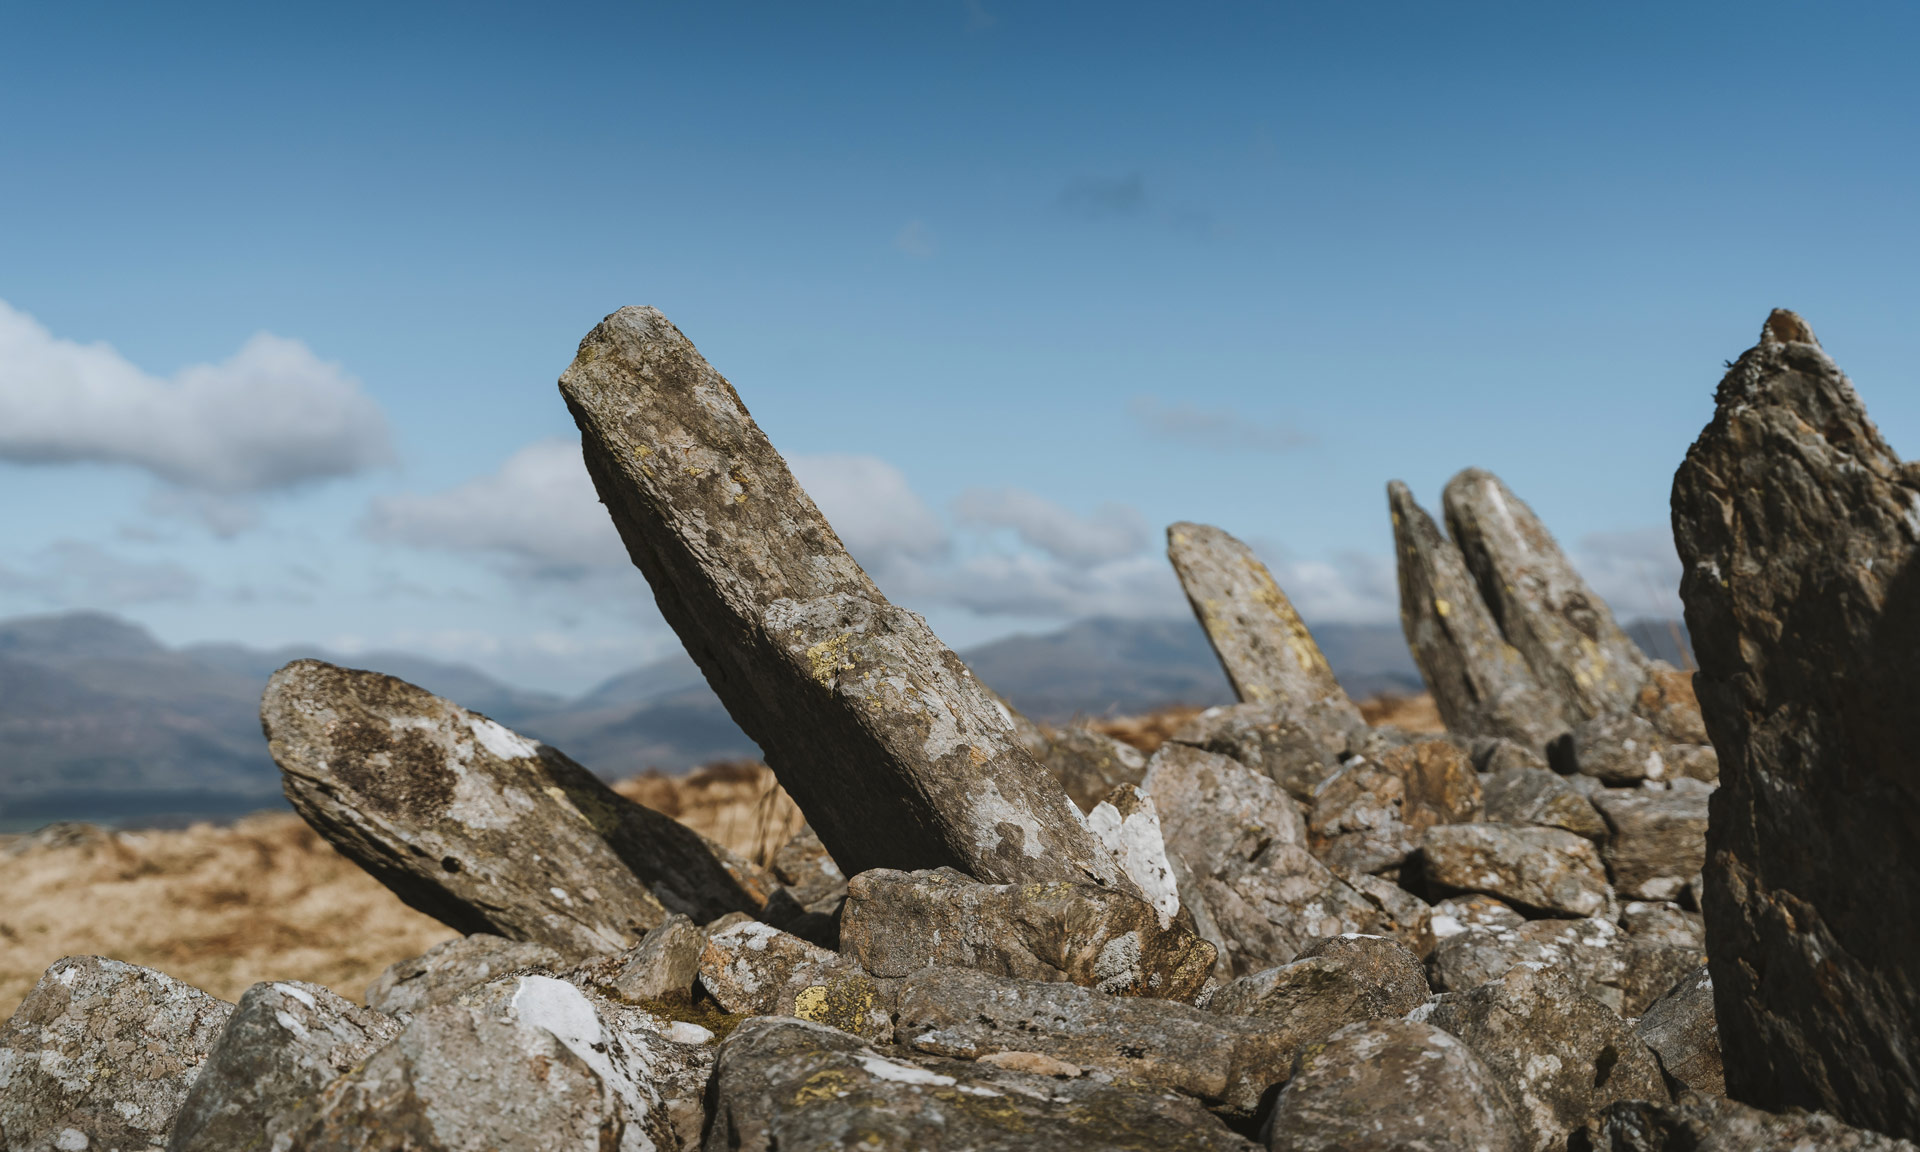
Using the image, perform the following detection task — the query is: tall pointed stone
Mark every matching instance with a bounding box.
[1443,468,1647,722]
[1673,309,1920,1138]
[559,307,1135,893]
[1389,480,1569,749]
[1166,521,1366,758]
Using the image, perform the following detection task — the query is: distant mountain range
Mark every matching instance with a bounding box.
[0,610,1691,831]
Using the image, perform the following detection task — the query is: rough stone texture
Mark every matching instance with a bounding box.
[289,974,685,1152]
[1421,822,1611,918]
[1389,479,1570,750]
[1337,868,1437,958]
[1378,740,1484,828]
[705,1015,1260,1152]
[1169,703,1342,803]
[1592,787,1710,902]
[893,966,1293,1113]
[1582,1093,1919,1152]
[698,919,894,1041]
[1166,522,1367,761]
[1035,725,1150,813]
[560,307,1132,893]
[609,913,706,1003]
[1634,965,1723,1097]
[1481,763,1609,840]
[1556,711,1672,785]
[769,826,846,908]
[1266,1018,1527,1152]
[168,980,400,1152]
[1208,934,1427,1033]
[365,933,563,1015]
[1444,468,1648,723]
[1081,784,1183,925]
[1672,311,1920,1137]
[1145,744,1384,975]
[1307,763,1419,875]
[1430,893,1526,938]
[1618,901,1705,950]
[840,867,1214,1001]
[1632,663,1710,747]
[1419,964,1668,1152]
[0,957,233,1152]
[264,660,771,955]
[1425,915,1703,1017]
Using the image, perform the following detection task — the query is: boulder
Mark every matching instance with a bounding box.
[1634,965,1723,1097]
[1421,822,1612,918]
[1377,740,1484,828]
[1336,868,1437,959]
[1632,663,1710,746]
[1307,762,1419,875]
[1591,787,1711,902]
[1425,915,1703,1017]
[1553,711,1671,785]
[768,826,847,909]
[167,980,400,1152]
[606,913,707,1003]
[1617,900,1704,950]
[1034,725,1150,813]
[1169,703,1342,803]
[1430,893,1526,937]
[365,933,563,1015]
[0,957,232,1152]
[705,1015,1261,1152]
[1443,468,1648,723]
[1388,478,1570,750]
[698,918,894,1041]
[1207,934,1427,1030]
[1582,1093,1919,1152]
[839,867,1214,1001]
[560,306,1134,892]
[264,660,771,955]
[1266,1018,1528,1152]
[1480,762,1609,840]
[1419,964,1667,1151]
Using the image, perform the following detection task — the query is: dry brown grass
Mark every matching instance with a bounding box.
[611,760,804,869]
[1358,691,1445,733]
[1086,706,1208,754]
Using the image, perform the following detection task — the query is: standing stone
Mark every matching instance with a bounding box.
[1166,522,1367,760]
[265,660,770,956]
[1389,479,1570,749]
[560,306,1131,891]
[1672,308,1920,1137]
[1443,468,1647,722]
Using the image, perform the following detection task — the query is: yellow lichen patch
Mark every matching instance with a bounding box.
[791,1067,854,1107]
[794,984,832,1021]
[1435,598,1451,617]
[805,634,857,686]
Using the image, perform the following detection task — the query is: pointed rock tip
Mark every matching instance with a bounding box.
[1760,308,1819,348]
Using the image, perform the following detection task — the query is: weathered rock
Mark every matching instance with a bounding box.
[1166,522,1367,759]
[1379,740,1484,827]
[264,660,771,955]
[289,974,684,1151]
[768,826,846,908]
[168,980,400,1152]
[1553,711,1672,785]
[1419,964,1667,1151]
[365,933,563,1015]
[1421,822,1611,918]
[1663,744,1720,783]
[893,966,1294,1113]
[1169,702,1341,803]
[1634,965,1723,1097]
[706,1015,1260,1151]
[1208,934,1427,1030]
[1444,468,1648,723]
[1481,762,1610,840]
[608,913,706,1003]
[840,867,1214,1001]
[1632,662,1710,746]
[1581,1093,1919,1152]
[0,957,233,1152]
[561,307,1132,892]
[1337,868,1437,958]
[1430,893,1526,937]
[1389,479,1571,750]
[1146,744,1384,975]
[1307,762,1419,874]
[1592,788,1710,902]
[1035,725,1150,813]
[1618,900,1704,950]
[698,918,894,1040]
[1081,784,1184,925]
[1426,915,1703,1016]
[1266,1018,1527,1152]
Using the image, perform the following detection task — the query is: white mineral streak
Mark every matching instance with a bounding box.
[510,976,658,1152]
[272,982,318,1010]
[1093,931,1146,995]
[469,716,540,761]
[665,1021,713,1045]
[1083,791,1180,924]
[857,1054,956,1087]
[969,780,1048,859]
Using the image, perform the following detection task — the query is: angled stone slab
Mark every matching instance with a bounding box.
[1388,479,1570,749]
[1443,468,1647,722]
[559,306,1132,891]
[264,660,771,957]
[1166,522,1366,760]
[1673,309,1920,1138]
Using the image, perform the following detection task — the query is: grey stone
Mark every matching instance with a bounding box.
[1166,522,1367,761]
[610,913,706,1003]
[1421,822,1612,918]
[840,867,1215,1001]
[1444,468,1648,723]
[1389,479,1570,750]
[263,660,772,956]
[1209,934,1428,1032]
[1035,725,1150,813]
[1169,702,1341,803]
[0,956,233,1152]
[768,826,846,908]
[1581,1093,1919,1152]
[167,980,399,1152]
[1630,662,1710,747]
[1337,867,1437,959]
[1266,1018,1527,1152]
[1307,762,1419,874]
[1556,711,1672,786]
[1591,787,1710,902]
[1420,964,1667,1152]
[1481,763,1609,840]
[698,918,894,1041]
[1618,901,1704,950]
[1430,893,1526,936]
[705,1015,1262,1151]
[365,933,564,1015]
[560,306,1135,892]
[1425,915,1703,1017]
[1634,965,1723,1097]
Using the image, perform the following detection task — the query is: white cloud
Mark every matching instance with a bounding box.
[941,551,1184,619]
[0,299,392,495]
[1252,544,1399,625]
[0,540,200,607]
[1129,396,1312,453]
[790,453,950,571]
[1572,527,1683,620]
[953,488,1145,567]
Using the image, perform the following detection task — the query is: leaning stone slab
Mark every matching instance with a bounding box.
[1634,965,1723,1098]
[839,867,1214,1001]
[560,306,1131,892]
[1443,467,1648,722]
[365,933,562,1015]
[1421,822,1611,918]
[0,957,233,1152]
[1166,522,1367,761]
[1672,309,1920,1136]
[1266,1018,1528,1152]
[264,660,771,956]
[1583,1093,1919,1152]
[168,980,400,1152]
[1389,478,1570,749]
[706,1015,1261,1152]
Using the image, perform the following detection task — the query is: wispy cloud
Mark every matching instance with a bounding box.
[0,540,200,607]
[1129,396,1313,453]
[1060,173,1148,219]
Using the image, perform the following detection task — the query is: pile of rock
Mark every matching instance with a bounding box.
[1,308,1911,1150]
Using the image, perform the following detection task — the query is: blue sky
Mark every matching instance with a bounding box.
[2,2,1916,694]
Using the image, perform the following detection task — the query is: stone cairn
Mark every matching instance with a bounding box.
[2,307,1914,1151]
